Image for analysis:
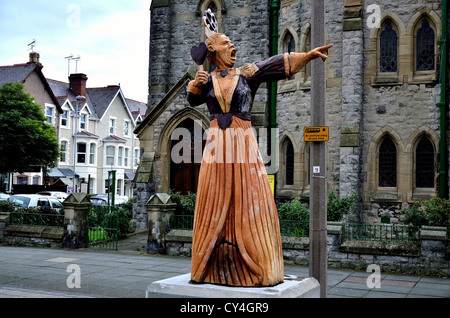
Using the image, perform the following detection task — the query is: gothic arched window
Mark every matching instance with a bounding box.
[416,20,435,71]
[379,137,397,187]
[285,139,294,185]
[379,22,398,73]
[284,32,295,54]
[415,137,435,188]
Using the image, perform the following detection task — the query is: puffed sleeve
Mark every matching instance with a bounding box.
[187,80,207,107]
[245,54,293,91]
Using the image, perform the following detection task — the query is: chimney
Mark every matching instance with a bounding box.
[69,73,88,97]
[28,52,40,63]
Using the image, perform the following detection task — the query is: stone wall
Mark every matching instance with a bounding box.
[164,224,449,276]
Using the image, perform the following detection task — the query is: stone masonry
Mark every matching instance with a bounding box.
[135,0,449,227]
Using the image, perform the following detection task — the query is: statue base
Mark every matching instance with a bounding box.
[146,273,319,298]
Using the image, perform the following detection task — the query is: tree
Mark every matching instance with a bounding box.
[0,82,59,173]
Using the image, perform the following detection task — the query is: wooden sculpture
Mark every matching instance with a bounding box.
[187,10,331,287]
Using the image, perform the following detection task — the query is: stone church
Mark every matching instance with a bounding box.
[132,0,449,230]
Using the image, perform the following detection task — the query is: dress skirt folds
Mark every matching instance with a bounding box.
[187,54,291,287]
[190,117,284,287]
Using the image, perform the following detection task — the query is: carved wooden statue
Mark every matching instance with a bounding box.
[187,10,331,287]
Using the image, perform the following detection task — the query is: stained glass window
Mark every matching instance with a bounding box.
[415,138,435,188]
[379,137,397,187]
[285,140,294,185]
[416,20,435,71]
[379,23,398,73]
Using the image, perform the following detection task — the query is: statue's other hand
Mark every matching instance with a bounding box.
[194,71,209,87]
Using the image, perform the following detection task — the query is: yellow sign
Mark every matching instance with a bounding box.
[268,175,275,196]
[304,127,329,142]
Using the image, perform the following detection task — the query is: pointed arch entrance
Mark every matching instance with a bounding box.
[170,118,205,194]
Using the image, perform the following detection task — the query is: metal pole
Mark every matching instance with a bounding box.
[309,0,327,298]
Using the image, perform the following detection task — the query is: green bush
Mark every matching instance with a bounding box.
[169,191,197,215]
[327,190,358,222]
[278,199,309,222]
[0,200,15,212]
[403,203,428,227]
[404,198,450,227]
[277,191,358,222]
[117,199,133,239]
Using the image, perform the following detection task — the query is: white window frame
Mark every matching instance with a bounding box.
[124,120,130,137]
[45,104,56,125]
[60,139,70,164]
[80,112,88,131]
[77,142,87,164]
[61,109,69,128]
[89,143,96,165]
[134,148,140,168]
[118,146,123,166]
[106,145,116,166]
[109,117,117,135]
[124,147,129,167]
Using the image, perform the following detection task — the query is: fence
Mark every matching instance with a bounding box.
[86,206,119,250]
[169,215,423,242]
[9,211,64,228]
[342,223,420,243]
[279,219,309,237]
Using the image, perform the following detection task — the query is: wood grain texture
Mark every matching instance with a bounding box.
[190,117,284,287]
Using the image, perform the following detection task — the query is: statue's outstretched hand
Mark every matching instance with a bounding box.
[309,44,333,62]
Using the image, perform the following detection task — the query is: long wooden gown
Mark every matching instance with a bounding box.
[187,54,292,287]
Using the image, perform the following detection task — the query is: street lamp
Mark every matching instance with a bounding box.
[72,95,85,193]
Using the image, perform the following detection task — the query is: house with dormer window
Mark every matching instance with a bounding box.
[48,73,146,197]
[0,53,63,192]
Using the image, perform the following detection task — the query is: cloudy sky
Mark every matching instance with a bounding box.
[0,0,151,102]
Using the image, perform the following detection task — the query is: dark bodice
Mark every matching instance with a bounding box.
[187,54,287,129]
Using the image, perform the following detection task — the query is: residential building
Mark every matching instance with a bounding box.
[0,53,63,192]
[48,74,145,197]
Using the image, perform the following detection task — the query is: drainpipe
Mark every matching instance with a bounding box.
[269,0,280,131]
[437,0,448,198]
[268,0,280,182]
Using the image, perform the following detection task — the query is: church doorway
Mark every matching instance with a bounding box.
[170,118,205,195]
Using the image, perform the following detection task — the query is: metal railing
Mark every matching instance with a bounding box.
[9,211,64,228]
[168,215,422,243]
[87,206,119,250]
[279,219,309,237]
[170,214,195,231]
[343,223,419,243]
[169,215,310,237]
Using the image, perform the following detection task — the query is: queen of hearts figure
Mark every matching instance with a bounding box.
[187,10,331,287]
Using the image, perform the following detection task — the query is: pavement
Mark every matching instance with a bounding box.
[0,230,449,299]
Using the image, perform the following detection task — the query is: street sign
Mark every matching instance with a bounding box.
[304,127,329,142]
[268,174,275,196]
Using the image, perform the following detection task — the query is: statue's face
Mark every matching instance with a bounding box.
[213,34,237,69]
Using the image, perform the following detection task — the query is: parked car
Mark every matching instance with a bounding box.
[36,191,69,202]
[0,192,10,201]
[8,194,63,213]
[89,195,127,207]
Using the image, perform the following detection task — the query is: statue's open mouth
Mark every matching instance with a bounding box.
[230,49,237,61]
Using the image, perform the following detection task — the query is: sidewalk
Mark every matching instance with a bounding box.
[0,231,448,298]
